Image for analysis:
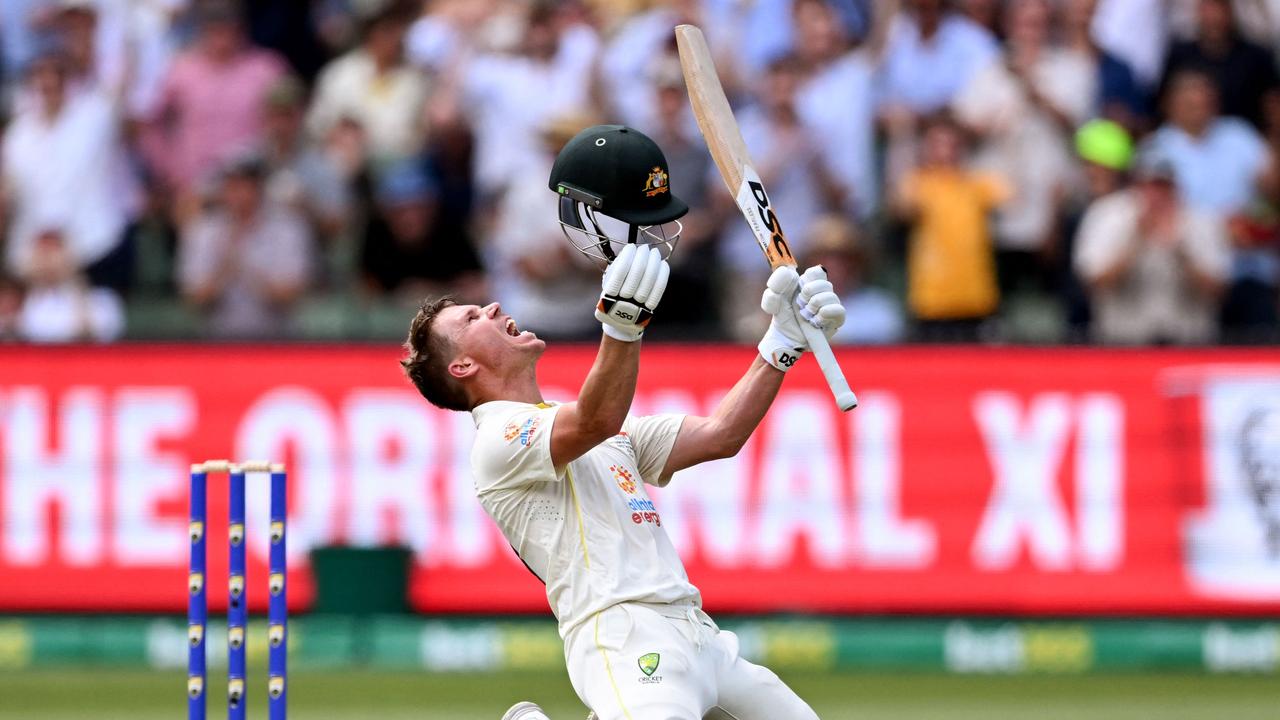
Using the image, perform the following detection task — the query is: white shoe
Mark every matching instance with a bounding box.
[585,714,598,720]
[502,701,552,720]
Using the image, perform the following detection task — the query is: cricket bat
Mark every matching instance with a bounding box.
[675,24,858,411]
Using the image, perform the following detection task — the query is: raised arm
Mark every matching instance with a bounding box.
[550,335,642,467]
[550,244,670,468]
[662,265,846,476]
[662,356,785,473]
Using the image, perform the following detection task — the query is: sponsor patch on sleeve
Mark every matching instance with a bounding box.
[503,416,542,447]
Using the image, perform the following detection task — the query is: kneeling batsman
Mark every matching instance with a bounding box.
[403,124,842,720]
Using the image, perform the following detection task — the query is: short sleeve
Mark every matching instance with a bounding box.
[472,405,561,494]
[622,414,686,487]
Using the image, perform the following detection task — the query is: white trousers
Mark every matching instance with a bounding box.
[563,603,819,720]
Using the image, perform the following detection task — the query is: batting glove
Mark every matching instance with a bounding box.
[758,265,847,371]
[595,244,670,342]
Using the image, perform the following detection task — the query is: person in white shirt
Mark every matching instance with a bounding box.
[307,3,427,162]
[1073,150,1231,344]
[458,2,598,200]
[402,126,843,720]
[2,45,129,288]
[952,0,1095,292]
[17,228,124,343]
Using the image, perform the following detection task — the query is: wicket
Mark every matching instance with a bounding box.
[188,460,288,720]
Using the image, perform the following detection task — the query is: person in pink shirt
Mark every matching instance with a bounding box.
[144,1,285,224]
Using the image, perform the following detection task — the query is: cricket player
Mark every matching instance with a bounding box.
[401,125,843,720]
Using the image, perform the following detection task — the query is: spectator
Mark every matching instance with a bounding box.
[260,75,351,247]
[486,115,599,340]
[600,0,699,136]
[879,0,999,116]
[891,113,1010,341]
[17,228,124,343]
[177,154,312,338]
[953,0,1093,296]
[1059,119,1135,337]
[1148,68,1280,334]
[601,0,791,131]
[1062,0,1147,130]
[145,1,286,220]
[1159,0,1280,131]
[1074,150,1230,344]
[359,158,485,303]
[719,54,842,341]
[307,1,427,163]
[460,0,598,199]
[2,43,132,292]
[802,215,904,345]
[879,0,999,186]
[793,0,890,219]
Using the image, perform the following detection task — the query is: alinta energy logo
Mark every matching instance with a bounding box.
[612,464,661,526]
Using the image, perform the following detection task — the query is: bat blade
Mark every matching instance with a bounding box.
[675,23,858,411]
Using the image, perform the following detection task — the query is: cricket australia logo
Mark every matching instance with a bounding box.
[637,652,662,683]
[643,167,669,197]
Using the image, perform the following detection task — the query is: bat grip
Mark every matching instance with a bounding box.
[799,321,858,411]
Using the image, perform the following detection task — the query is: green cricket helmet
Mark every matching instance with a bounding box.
[549,124,688,263]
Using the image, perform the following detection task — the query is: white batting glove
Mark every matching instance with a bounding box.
[796,265,846,339]
[758,265,846,371]
[595,244,670,342]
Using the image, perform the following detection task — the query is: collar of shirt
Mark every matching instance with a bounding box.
[471,399,556,427]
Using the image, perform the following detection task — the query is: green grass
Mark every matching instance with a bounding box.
[1,669,1278,719]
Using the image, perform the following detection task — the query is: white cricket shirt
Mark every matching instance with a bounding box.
[470,400,700,635]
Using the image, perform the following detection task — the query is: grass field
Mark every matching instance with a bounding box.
[3,669,1278,719]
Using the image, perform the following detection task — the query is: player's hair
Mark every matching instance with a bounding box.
[401,297,470,412]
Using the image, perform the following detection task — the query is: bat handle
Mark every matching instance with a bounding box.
[799,321,858,411]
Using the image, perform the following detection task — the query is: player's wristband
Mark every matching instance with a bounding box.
[758,325,804,372]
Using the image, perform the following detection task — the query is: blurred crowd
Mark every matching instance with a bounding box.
[0,0,1278,344]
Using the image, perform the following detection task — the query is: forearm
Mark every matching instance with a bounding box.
[706,356,785,455]
[575,334,641,435]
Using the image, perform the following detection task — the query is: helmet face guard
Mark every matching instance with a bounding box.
[557,192,681,266]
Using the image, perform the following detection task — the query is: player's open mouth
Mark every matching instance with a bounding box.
[505,318,520,337]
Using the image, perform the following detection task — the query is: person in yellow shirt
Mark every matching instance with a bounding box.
[892,113,1011,341]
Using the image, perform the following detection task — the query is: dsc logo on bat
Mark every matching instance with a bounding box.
[735,166,796,265]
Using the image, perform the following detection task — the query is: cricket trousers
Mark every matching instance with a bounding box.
[563,602,819,720]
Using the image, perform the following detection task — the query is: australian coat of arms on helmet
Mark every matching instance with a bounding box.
[644,166,669,197]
